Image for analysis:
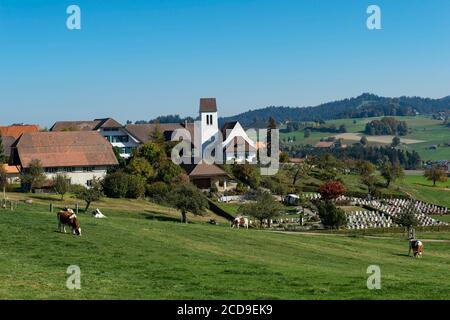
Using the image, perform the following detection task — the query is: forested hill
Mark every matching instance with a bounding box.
[219,93,450,128]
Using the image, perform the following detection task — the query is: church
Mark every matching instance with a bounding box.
[196,98,257,164]
[175,98,257,190]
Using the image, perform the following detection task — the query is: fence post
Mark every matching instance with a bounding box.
[76,203,79,215]
[50,203,53,213]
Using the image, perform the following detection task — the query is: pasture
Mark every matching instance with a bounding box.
[281,116,450,161]
[395,175,450,208]
[0,202,449,299]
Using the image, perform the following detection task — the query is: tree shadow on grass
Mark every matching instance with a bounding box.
[392,253,410,257]
[141,211,181,223]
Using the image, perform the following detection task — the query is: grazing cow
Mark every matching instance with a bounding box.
[231,216,249,229]
[57,209,81,236]
[409,239,424,258]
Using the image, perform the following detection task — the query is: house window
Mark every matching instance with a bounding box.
[83,167,95,172]
[45,168,57,173]
[111,135,129,143]
[210,115,213,126]
[86,180,93,187]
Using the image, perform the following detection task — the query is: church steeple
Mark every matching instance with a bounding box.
[199,98,219,147]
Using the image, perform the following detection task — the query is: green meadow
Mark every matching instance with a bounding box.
[281,116,450,161]
[0,202,449,299]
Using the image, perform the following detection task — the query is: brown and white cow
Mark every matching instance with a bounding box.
[57,209,81,236]
[231,216,249,229]
[409,240,424,258]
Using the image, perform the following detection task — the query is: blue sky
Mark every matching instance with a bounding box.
[0,0,449,127]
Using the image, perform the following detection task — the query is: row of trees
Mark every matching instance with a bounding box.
[282,143,422,170]
[285,122,347,134]
[364,117,408,136]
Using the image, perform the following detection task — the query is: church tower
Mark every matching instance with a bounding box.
[199,98,219,148]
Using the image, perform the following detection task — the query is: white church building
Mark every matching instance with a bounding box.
[196,98,257,164]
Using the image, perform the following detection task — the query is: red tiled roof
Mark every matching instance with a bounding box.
[11,131,118,168]
[2,164,19,174]
[183,162,227,177]
[315,141,335,148]
[0,125,39,139]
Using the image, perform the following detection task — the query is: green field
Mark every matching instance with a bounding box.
[395,175,450,208]
[1,202,449,299]
[281,116,450,161]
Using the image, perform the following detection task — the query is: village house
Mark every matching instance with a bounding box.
[51,118,141,158]
[49,98,256,190]
[1,164,20,184]
[1,125,41,184]
[9,131,118,187]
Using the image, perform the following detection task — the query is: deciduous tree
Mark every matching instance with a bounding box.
[318,180,346,200]
[53,173,70,200]
[168,184,209,223]
[424,166,448,186]
[239,190,283,228]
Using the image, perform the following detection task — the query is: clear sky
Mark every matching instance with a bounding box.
[0,0,449,127]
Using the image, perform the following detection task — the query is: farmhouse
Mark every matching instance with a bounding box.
[50,99,256,164]
[9,131,118,187]
[51,118,141,158]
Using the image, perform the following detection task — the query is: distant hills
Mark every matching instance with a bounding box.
[219,93,450,128]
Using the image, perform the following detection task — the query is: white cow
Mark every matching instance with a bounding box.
[92,208,106,218]
[231,216,249,229]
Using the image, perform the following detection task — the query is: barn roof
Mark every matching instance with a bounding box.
[0,125,39,139]
[199,98,217,113]
[11,131,118,168]
[50,120,101,132]
[50,118,123,132]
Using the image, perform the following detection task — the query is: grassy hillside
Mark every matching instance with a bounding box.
[395,175,450,208]
[281,116,450,161]
[0,203,449,299]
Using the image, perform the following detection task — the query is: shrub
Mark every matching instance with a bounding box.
[317,200,347,229]
[146,182,170,203]
[103,171,129,198]
[127,175,146,199]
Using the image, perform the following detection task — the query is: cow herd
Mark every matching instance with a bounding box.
[54,208,425,258]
